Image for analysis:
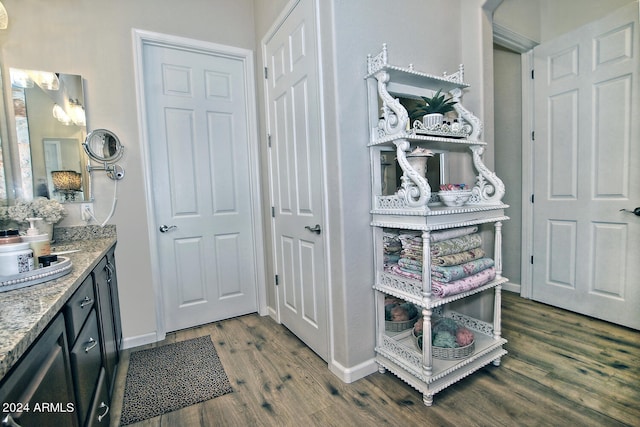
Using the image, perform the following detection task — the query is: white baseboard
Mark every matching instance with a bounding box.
[121,331,161,350]
[503,281,521,294]
[329,357,379,384]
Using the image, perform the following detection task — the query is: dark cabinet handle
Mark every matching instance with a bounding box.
[2,414,22,427]
[97,402,110,422]
[80,296,93,308]
[84,337,98,353]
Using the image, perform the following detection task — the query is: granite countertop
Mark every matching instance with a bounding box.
[0,233,117,381]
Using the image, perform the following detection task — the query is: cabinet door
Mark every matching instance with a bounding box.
[105,248,122,354]
[69,309,102,425]
[85,368,110,427]
[93,256,118,394]
[0,314,78,427]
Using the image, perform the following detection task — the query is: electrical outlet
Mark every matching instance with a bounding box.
[80,203,94,221]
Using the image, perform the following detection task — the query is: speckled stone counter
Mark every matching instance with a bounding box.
[0,226,117,381]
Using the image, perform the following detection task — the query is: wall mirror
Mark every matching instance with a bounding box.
[1,67,90,203]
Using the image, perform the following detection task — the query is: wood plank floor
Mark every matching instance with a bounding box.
[110,291,639,426]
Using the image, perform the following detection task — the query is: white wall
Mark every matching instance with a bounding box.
[0,0,256,343]
[493,45,522,285]
[0,0,500,378]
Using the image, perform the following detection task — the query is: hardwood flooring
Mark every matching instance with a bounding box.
[110,291,639,426]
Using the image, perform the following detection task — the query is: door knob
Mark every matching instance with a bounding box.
[620,207,640,216]
[159,225,177,233]
[305,224,322,234]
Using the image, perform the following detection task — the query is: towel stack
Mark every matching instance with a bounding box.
[382,230,402,267]
[384,226,497,297]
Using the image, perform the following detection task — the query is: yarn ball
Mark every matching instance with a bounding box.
[390,305,409,321]
[433,331,457,348]
[455,327,475,346]
[401,302,418,319]
[432,317,458,335]
[413,316,423,334]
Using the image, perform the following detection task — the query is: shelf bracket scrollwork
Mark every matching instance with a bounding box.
[450,88,482,141]
[469,145,505,204]
[395,139,431,208]
[375,70,409,137]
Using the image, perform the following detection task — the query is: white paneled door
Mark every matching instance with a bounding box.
[142,39,259,332]
[532,2,640,329]
[264,0,329,360]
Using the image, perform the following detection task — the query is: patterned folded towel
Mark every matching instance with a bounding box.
[430,226,478,243]
[388,264,422,281]
[431,267,496,298]
[431,258,495,283]
[431,248,485,266]
[398,257,422,271]
[430,233,482,257]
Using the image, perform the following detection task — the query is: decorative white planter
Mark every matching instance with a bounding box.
[407,154,430,178]
[423,113,443,128]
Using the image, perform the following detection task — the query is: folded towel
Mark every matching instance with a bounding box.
[430,233,482,257]
[430,226,478,243]
[388,264,422,281]
[431,248,486,266]
[431,258,495,283]
[431,267,496,298]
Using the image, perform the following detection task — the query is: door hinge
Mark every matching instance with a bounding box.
[264,67,268,79]
[531,69,535,79]
[531,130,535,141]
[267,133,272,147]
[531,194,535,203]
[271,206,275,217]
[531,255,534,264]
[275,274,279,286]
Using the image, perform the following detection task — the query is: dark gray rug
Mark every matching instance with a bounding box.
[119,336,233,425]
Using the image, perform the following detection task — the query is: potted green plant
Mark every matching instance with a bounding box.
[409,89,457,127]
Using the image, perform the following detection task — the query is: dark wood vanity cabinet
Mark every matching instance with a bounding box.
[0,245,121,427]
[93,248,122,395]
[0,314,79,427]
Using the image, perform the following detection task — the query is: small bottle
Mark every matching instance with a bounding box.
[21,218,51,269]
[0,229,22,245]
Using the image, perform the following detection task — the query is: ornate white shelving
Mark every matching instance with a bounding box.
[366,44,508,406]
[366,43,505,212]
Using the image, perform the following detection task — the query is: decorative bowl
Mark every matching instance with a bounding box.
[438,190,472,207]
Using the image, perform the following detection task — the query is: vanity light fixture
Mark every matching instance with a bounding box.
[52,104,72,125]
[69,99,86,126]
[10,69,34,88]
[0,2,8,30]
[32,70,60,91]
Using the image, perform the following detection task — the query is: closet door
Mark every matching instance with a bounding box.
[264,0,329,360]
[532,2,640,329]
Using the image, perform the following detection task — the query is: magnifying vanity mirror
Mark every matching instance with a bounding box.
[84,129,125,181]
[0,67,90,203]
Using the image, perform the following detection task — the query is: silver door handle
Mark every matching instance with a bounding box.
[305,224,322,234]
[159,225,177,233]
[620,207,640,216]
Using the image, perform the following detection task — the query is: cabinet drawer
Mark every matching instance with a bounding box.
[0,314,78,427]
[64,275,95,345]
[70,309,102,425]
[85,368,110,427]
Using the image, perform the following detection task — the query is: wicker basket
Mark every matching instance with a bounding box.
[412,328,475,360]
[385,315,418,332]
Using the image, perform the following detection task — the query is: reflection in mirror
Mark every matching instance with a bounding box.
[84,129,124,163]
[6,68,89,203]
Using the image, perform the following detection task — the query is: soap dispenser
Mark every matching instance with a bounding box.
[21,217,51,268]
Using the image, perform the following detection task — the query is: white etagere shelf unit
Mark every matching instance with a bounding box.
[366,44,509,406]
